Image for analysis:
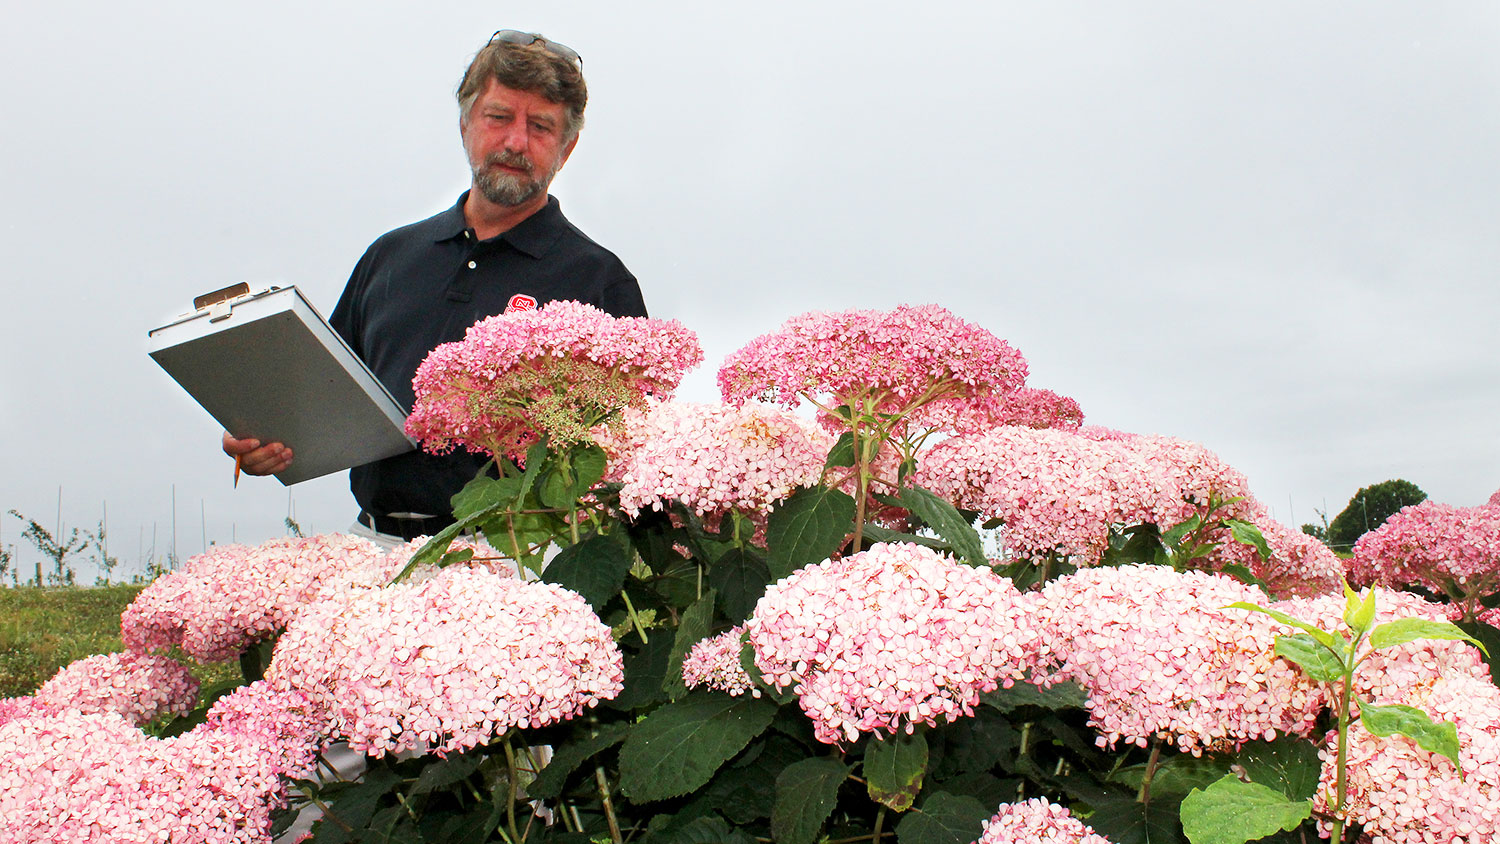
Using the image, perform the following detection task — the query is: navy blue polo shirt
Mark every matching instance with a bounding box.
[330,192,647,528]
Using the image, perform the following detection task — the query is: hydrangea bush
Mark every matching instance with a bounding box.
[7,302,1499,844]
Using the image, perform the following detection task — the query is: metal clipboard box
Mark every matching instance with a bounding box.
[148,285,415,485]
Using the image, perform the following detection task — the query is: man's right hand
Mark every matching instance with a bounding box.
[222,432,294,476]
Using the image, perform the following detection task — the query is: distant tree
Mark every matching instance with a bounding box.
[90,518,119,586]
[8,509,85,586]
[1325,479,1428,551]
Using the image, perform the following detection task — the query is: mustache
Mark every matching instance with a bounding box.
[483,150,534,174]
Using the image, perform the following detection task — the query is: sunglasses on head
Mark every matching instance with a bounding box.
[488,30,583,69]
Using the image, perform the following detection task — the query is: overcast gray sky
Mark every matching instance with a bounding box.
[3,1,1497,581]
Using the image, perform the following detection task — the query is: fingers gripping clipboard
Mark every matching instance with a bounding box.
[148,284,415,485]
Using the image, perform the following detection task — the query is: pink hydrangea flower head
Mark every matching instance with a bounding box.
[200,680,324,780]
[30,652,198,726]
[0,708,301,843]
[1034,565,1326,754]
[975,798,1113,844]
[605,400,835,523]
[1313,673,1500,843]
[717,305,1028,435]
[746,542,1042,744]
[406,300,702,459]
[121,534,386,662]
[1209,504,1343,597]
[682,627,758,697]
[994,386,1085,431]
[914,428,1256,567]
[266,565,623,757]
[1349,501,1500,620]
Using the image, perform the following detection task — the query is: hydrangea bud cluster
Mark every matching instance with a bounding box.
[26,651,198,726]
[1349,501,1500,620]
[746,543,1041,744]
[266,565,623,757]
[974,798,1113,844]
[121,534,386,661]
[682,627,757,697]
[1034,565,1326,754]
[406,300,702,459]
[1312,673,1500,844]
[914,428,1254,565]
[604,400,834,521]
[717,305,1028,434]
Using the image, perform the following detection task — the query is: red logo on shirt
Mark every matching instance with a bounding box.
[505,294,538,314]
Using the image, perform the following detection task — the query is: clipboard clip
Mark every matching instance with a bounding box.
[193,282,279,323]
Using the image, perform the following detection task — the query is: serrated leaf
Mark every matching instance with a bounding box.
[865,731,928,812]
[528,722,631,800]
[666,816,760,844]
[542,530,632,611]
[408,749,482,795]
[859,524,950,550]
[709,548,772,624]
[824,432,856,469]
[610,633,674,710]
[570,444,608,493]
[450,474,521,521]
[894,791,990,844]
[771,757,851,844]
[1085,794,1185,844]
[932,707,1015,777]
[1109,754,1231,800]
[767,487,856,578]
[899,485,985,564]
[618,693,777,802]
[1273,634,1346,682]
[1359,699,1463,773]
[1180,775,1311,844]
[1369,617,1487,655]
[1225,519,1272,563]
[1161,514,1203,548]
[982,679,1087,712]
[1236,735,1322,801]
[312,767,403,844]
[1224,602,1339,648]
[663,590,717,698]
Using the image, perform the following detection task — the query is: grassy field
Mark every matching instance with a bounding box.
[0,585,238,698]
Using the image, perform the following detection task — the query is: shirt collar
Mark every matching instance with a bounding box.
[435,191,566,259]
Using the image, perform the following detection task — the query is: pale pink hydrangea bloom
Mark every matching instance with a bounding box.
[0,705,310,843]
[200,680,324,783]
[1271,589,1491,703]
[121,534,386,662]
[1349,501,1500,620]
[1211,506,1343,597]
[266,565,623,757]
[406,300,702,459]
[1313,673,1500,844]
[1034,565,1326,754]
[717,305,1028,434]
[604,400,835,521]
[993,386,1085,431]
[1490,488,1500,507]
[915,428,1255,566]
[974,798,1113,844]
[746,542,1041,745]
[682,627,757,697]
[29,651,198,726]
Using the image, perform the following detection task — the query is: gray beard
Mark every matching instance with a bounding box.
[473,165,545,207]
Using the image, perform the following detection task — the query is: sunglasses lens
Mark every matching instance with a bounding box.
[487,30,582,68]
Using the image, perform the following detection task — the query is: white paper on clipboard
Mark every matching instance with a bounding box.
[147,285,415,485]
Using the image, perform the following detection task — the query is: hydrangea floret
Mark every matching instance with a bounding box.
[746,542,1041,744]
[406,300,702,460]
[682,627,757,697]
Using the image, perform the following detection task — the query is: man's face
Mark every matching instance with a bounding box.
[461,78,578,208]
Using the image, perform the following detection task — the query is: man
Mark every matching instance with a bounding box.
[224,31,646,542]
